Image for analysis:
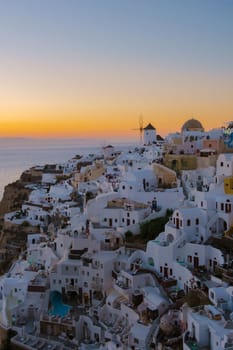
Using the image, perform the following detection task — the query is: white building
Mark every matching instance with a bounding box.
[143,123,156,145]
[183,305,233,350]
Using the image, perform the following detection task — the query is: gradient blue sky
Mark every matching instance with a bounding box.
[0,0,233,138]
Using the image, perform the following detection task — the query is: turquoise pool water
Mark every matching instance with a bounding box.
[49,291,71,317]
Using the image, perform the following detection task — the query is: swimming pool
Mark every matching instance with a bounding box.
[49,291,71,317]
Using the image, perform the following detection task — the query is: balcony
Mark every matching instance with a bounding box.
[65,284,77,292]
[114,281,132,298]
[91,282,102,290]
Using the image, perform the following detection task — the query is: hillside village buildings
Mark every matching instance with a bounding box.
[1,120,233,349]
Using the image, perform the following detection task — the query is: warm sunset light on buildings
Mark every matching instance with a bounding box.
[1,2,233,349]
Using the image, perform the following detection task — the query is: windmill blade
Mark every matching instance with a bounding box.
[131,115,144,143]
[139,115,143,129]
[139,115,144,143]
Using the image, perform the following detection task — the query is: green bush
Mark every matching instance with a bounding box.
[125,231,133,240]
[138,210,173,243]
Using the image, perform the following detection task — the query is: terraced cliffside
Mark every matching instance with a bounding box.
[0,168,42,274]
[0,167,43,219]
[0,180,31,220]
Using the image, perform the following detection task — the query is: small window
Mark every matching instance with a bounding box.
[187,219,191,226]
[195,218,199,225]
[188,255,192,263]
[220,162,224,167]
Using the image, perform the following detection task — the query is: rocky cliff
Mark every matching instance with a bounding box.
[0,180,31,219]
[0,168,42,273]
[0,167,42,219]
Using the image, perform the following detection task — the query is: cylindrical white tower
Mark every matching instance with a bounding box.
[143,123,156,145]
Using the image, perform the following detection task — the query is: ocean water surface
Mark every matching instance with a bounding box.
[0,138,135,200]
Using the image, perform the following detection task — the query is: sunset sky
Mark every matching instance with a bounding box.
[0,0,233,139]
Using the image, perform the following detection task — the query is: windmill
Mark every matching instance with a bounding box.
[132,115,144,144]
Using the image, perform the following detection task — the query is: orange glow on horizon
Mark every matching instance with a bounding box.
[0,52,231,139]
[0,1,232,141]
[0,63,232,139]
[0,110,226,139]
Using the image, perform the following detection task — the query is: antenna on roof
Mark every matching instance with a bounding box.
[132,115,144,144]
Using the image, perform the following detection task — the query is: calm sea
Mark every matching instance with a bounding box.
[0,138,135,201]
